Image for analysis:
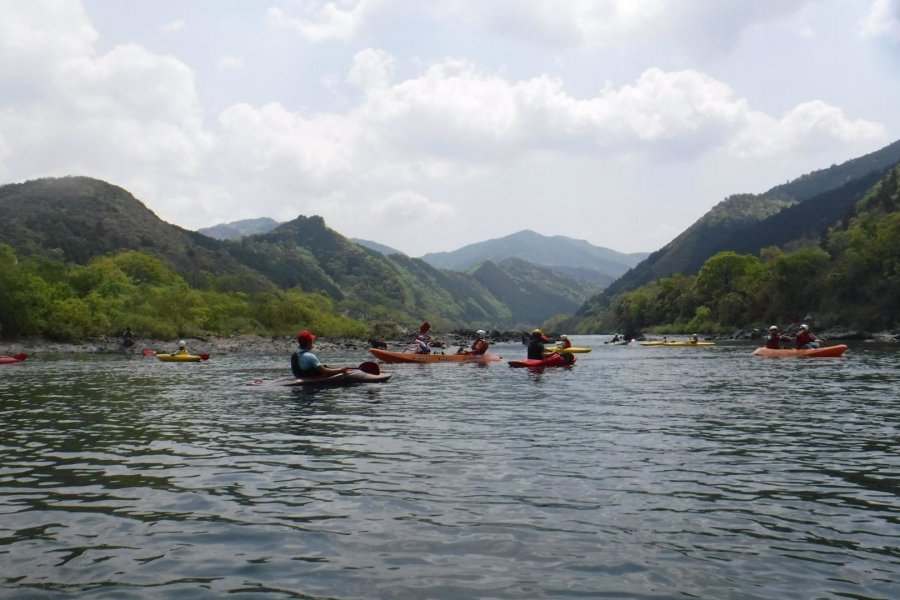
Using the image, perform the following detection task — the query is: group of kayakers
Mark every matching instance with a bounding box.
[765,324,823,349]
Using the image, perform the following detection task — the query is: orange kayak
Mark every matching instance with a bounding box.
[369,348,502,363]
[752,344,848,358]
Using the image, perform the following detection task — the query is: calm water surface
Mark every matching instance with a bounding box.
[1,337,898,599]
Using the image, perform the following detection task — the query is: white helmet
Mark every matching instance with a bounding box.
[800,324,809,330]
[178,340,186,347]
[561,334,568,339]
[476,329,486,337]
[769,325,777,330]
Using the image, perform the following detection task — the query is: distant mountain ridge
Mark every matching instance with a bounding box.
[199,217,281,240]
[421,230,649,286]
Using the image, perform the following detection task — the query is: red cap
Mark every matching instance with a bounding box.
[297,330,316,344]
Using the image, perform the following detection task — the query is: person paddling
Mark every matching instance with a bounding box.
[527,328,550,359]
[459,329,489,355]
[765,325,787,349]
[291,330,354,378]
[794,324,822,349]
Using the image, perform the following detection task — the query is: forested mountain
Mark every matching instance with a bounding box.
[0,176,597,335]
[589,139,900,307]
[0,177,274,292]
[198,217,281,240]
[421,229,648,286]
[571,161,900,334]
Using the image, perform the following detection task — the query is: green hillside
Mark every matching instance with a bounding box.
[0,176,598,340]
[0,177,274,293]
[588,139,900,309]
[571,163,900,335]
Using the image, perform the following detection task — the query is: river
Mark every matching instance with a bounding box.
[1,336,898,599]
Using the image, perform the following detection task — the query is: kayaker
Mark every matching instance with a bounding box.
[527,328,550,359]
[460,329,489,355]
[794,324,821,349]
[173,340,189,356]
[559,334,573,349]
[291,330,353,378]
[610,334,620,343]
[765,325,786,349]
[690,333,699,344]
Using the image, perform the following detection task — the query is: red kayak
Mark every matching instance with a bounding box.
[752,344,848,358]
[508,353,575,368]
[0,353,27,364]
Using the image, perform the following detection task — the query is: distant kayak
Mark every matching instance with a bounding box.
[258,370,393,386]
[369,348,502,364]
[508,353,575,369]
[753,345,848,358]
[603,340,630,346]
[544,346,592,353]
[0,353,27,364]
[156,353,209,362]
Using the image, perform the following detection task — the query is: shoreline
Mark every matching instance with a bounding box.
[3,329,897,357]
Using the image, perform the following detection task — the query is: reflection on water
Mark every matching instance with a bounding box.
[1,339,898,599]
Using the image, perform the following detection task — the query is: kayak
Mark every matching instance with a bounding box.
[753,344,848,358]
[0,353,27,364]
[262,370,393,386]
[604,340,630,346]
[640,341,715,347]
[544,346,592,353]
[508,353,575,368]
[156,353,208,362]
[369,348,502,364]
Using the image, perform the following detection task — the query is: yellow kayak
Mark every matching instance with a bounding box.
[156,352,209,362]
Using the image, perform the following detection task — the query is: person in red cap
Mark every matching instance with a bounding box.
[291,330,353,379]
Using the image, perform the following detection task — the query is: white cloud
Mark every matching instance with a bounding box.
[730,101,886,158]
[859,0,900,41]
[267,0,387,42]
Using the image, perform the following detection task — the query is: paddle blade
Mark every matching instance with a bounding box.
[142,348,156,356]
[13,353,27,361]
[359,361,380,375]
[419,322,431,334]
[200,353,210,361]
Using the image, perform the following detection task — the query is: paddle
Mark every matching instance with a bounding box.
[141,348,157,356]
[13,353,27,361]
[359,361,380,375]
[199,353,210,361]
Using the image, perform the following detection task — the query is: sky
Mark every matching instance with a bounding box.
[1,1,899,256]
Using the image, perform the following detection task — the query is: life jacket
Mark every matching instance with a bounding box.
[561,339,572,349]
[470,338,489,355]
[527,340,545,360]
[765,332,781,349]
[795,330,813,348]
[291,349,318,377]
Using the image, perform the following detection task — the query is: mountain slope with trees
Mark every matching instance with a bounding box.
[0,176,599,339]
[0,177,274,293]
[586,139,900,309]
[570,162,900,335]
